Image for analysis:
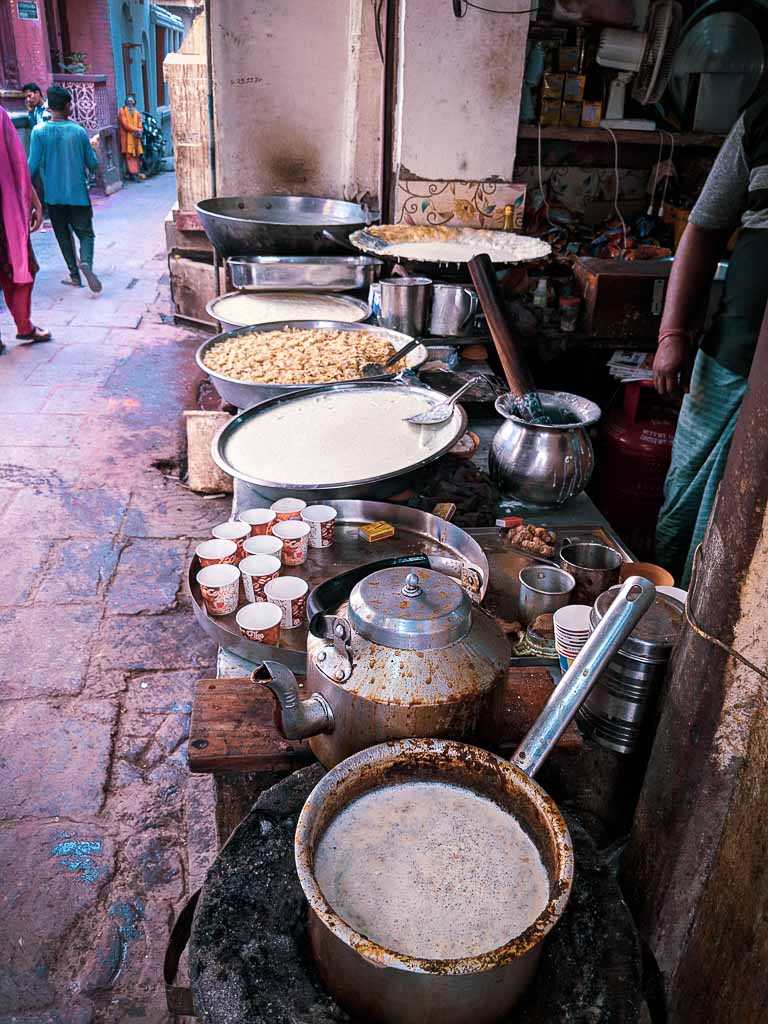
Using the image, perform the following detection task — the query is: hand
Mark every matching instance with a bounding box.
[29,192,43,233]
[134,130,142,138]
[653,334,694,398]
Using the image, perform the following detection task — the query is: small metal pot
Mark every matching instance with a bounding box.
[518,565,575,626]
[558,542,622,604]
[295,578,657,1024]
[489,391,601,508]
[379,277,432,335]
[429,283,479,336]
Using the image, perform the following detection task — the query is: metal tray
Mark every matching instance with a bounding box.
[211,379,467,500]
[227,256,383,293]
[196,321,428,409]
[188,501,489,672]
[206,291,371,333]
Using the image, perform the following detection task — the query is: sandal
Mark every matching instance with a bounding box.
[78,260,102,294]
[16,326,52,343]
[62,276,84,287]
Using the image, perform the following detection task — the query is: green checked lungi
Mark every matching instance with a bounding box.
[656,351,748,587]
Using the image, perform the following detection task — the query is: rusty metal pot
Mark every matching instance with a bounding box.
[294,577,656,1024]
[256,562,509,768]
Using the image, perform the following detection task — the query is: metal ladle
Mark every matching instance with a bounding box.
[361,337,422,377]
[405,376,483,425]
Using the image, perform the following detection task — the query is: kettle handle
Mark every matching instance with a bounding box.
[307,555,431,630]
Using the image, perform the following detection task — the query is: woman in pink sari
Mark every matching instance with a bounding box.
[0,105,49,353]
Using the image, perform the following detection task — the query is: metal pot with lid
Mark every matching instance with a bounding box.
[256,562,509,768]
[578,590,684,753]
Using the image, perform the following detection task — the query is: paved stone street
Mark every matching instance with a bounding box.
[0,174,225,1023]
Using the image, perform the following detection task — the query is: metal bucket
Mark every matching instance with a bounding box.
[558,542,622,605]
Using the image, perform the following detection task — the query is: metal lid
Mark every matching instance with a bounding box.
[348,567,471,650]
[591,591,683,661]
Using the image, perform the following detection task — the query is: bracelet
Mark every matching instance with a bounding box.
[658,328,695,345]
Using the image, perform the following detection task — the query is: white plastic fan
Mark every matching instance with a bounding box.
[597,0,683,130]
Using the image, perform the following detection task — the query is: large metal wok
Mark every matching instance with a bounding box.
[195,196,371,257]
[295,577,656,1024]
[196,321,428,408]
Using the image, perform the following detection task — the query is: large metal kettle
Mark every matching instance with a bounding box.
[255,563,509,768]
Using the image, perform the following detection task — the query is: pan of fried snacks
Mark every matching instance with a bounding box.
[196,320,428,409]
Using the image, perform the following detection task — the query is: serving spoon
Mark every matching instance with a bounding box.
[362,337,422,377]
[405,376,483,426]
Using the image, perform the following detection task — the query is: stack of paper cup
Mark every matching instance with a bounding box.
[553,605,593,672]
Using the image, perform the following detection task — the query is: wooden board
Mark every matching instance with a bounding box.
[188,667,581,776]
[169,254,220,325]
[184,411,234,494]
[574,257,672,339]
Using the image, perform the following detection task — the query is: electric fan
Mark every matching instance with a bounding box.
[597,0,682,131]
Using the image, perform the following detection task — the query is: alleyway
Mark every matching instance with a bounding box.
[0,174,226,1023]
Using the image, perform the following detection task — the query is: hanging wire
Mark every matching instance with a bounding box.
[659,129,675,216]
[602,125,628,253]
[647,130,665,216]
[454,0,540,15]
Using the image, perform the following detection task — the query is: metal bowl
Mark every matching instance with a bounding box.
[196,321,429,409]
[227,255,384,292]
[210,380,468,501]
[206,291,371,332]
[196,196,371,257]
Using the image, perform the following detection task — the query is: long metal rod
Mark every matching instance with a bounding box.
[512,576,656,778]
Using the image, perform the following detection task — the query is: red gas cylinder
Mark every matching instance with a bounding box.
[591,381,677,560]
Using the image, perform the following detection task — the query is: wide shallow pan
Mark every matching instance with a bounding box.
[295,577,655,1024]
[196,196,371,257]
[205,291,371,333]
[196,321,427,409]
[227,255,383,292]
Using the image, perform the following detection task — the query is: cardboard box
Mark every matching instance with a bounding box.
[573,258,672,339]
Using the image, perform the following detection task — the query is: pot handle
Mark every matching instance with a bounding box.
[307,555,431,628]
[512,576,656,778]
[164,888,200,1016]
[461,288,480,328]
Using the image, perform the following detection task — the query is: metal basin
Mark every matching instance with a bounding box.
[295,739,573,1024]
[196,321,428,409]
[196,196,371,256]
[206,291,371,332]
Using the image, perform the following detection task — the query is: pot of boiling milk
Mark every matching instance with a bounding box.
[295,577,656,1024]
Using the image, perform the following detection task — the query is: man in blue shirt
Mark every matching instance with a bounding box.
[22,83,49,128]
[28,86,101,292]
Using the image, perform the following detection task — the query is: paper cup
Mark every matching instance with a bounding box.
[212,521,251,562]
[272,520,310,566]
[553,605,593,634]
[238,507,277,536]
[236,602,282,645]
[196,563,240,616]
[195,538,238,568]
[264,575,308,629]
[301,505,338,548]
[239,554,281,603]
[243,534,284,561]
[270,497,307,522]
[558,653,574,673]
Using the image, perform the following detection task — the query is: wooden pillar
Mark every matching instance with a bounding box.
[621,304,768,1022]
[163,12,211,213]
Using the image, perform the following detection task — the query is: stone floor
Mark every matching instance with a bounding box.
[0,173,225,1023]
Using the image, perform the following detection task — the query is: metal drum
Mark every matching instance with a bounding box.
[578,590,683,754]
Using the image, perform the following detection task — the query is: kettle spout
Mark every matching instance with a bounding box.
[252,661,334,740]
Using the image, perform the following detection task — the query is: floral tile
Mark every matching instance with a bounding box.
[394,178,527,230]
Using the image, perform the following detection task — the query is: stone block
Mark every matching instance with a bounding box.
[0,488,128,539]
[37,540,121,604]
[123,481,230,539]
[91,613,216,674]
[0,605,101,699]
[105,539,185,614]
[0,539,50,607]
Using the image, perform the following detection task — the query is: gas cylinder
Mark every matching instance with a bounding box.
[591,381,677,560]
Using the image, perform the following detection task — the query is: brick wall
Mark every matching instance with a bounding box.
[64,0,118,124]
[10,0,51,86]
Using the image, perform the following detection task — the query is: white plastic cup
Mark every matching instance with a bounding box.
[301,505,338,549]
[211,520,251,562]
[270,497,307,522]
[264,575,309,629]
[239,553,281,603]
[238,507,277,536]
[272,520,311,566]
[243,534,284,561]
[195,538,238,568]
[236,602,282,645]
[196,563,240,616]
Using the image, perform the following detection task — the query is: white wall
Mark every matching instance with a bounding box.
[209,0,384,204]
[392,0,528,183]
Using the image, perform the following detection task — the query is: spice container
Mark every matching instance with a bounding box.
[559,295,580,332]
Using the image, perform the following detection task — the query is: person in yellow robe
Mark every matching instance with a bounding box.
[118,95,144,181]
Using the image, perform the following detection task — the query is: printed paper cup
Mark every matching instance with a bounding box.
[212,521,251,562]
[553,605,593,634]
[238,507,277,536]
[264,576,308,629]
[196,563,240,616]
[272,520,310,566]
[236,602,282,645]
[270,497,307,522]
[239,554,281,603]
[301,505,338,549]
[243,534,284,561]
[195,538,238,568]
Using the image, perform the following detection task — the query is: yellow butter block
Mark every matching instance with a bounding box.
[359,521,395,542]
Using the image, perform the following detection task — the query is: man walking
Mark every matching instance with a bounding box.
[27,85,102,292]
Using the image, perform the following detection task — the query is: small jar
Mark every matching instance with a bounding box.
[559,295,580,333]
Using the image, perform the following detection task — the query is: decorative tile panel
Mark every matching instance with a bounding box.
[394,178,527,230]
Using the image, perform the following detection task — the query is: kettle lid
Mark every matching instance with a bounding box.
[349,566,471,650]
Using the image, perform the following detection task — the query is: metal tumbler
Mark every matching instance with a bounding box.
[378,277,432,335]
